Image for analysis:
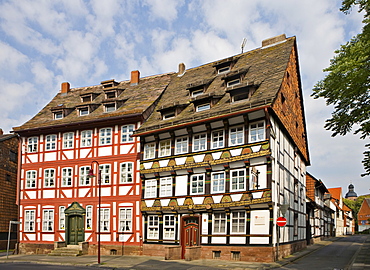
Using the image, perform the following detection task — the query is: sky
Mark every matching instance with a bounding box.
[0,0,368,196]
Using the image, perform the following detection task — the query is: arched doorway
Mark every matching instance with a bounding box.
[65,202,86,245]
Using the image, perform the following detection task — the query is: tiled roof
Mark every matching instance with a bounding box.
[136,36,297,134]
[0,133,17,142]
[328,187,342,201]
[13,73,173,132]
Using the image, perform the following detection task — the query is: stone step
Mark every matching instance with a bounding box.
[48,248,82,256]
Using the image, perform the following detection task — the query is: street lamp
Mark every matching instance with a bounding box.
[87,161,101,264]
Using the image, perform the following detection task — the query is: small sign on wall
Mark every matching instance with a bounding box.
[254,215,266,226]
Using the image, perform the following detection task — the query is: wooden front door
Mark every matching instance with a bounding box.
[68,215,84,245]
[181,216,200,259]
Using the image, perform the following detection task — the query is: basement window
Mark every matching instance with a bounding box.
[231,251,240,261]
[213,251,221,259]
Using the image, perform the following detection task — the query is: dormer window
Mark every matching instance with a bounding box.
[80,93,98,103]
[54,111,63,120]
[218,66,230,74]
[196,103,210,112]
[227,82,259,102]
[213,57,235,74]
[105,103,116,112]
[191,88,204,97]
[105,91,117,99]
[163,111,175,120]
[82,95,92,102]
[227,78,241,87]
[79,107,89,116]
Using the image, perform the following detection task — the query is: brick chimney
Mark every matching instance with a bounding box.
[178,63,185,76]
[61,82,70,93]
[262,34,287,47]
[0,128,3,135]
[130,70,140,85]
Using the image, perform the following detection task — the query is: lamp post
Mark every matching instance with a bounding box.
[87,161,101,264]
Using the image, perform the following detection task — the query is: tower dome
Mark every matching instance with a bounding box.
[345,183,358,199]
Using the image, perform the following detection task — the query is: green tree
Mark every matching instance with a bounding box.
[312,0,370,176]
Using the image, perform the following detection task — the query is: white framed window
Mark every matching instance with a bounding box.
[230,169,246,191]
[27,137,38,153]
[99,128,112,145]
[148,215,159,239]
[249,121,265,142]
[191,174,205,195]
[104,103,116,112]
[196,103,210,112]
[45,134,57,151]
[144,142,155,160]
[79,166,91,186]
[120,162,133,183]
[121,124,135,142]
[163,215,176,240]
[145,179,157,198]
[99,164,111,184]
[59,206,65,230]
[100,208,110,232]
[119,208,132,232]
[218,66,230,74]
[159,140,171,157]
[213,212,226,234]
[193,133,206,152]
[191,89,204,97]
[162,111,176,120]
[175,136,188,154]
[86,205,92,230]
[62,167,73,187]
[79,107,89,116]
[211,130,224,149]
[26,170,36,188]
[42,209,54,232]
[81,130,92,147]
[54,111,63,120]
[211,172,225,193]
[62,132,74,149]
[44,168,55,187]
[160,177,172,197]
[231,211,246,233]
[229,126,244,146]
[227,78,240,87]
[25,210,35,232]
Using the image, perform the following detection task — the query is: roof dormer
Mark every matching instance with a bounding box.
[80,92,99,103]
[186,79,213,98]
[50,104,74,120]
[213,57,237,74]
[157,102,187,120]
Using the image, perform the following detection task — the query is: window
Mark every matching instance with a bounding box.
[42,209,54,232]
[44,168,55,187]
[59,206,65,230]
[159,140,171,157]
[86,206,92,230]
[230,169,246,191]
[231,211,246,233]
[250,166,259,190]
[144,142,155,160]
[213,213,226,234]
[62,132,74,149]
[229,126,244,146]
[80,166,91,186]
[100,208,110,232]
[175,136,188,154]
[121,125,134,142]
[120,162,133,183]
[99,128,112,145]
[99,164,111,184]
[54,111,63,120]
[27,137,38,153]
[6,174,11,182]
[160,177,172,197]
[81,95,92,102]
[148,215,159,239]
[62,168,73,187]
[211,130,224,149]
[25,210,35,232]
[191,174,205,195]
[211,172,225,193]
[104,103,116,112]
[119,208,132,232]
[294,181,299,201]
[45,134,57,150]
[81,130,92,147]
[249,121,265,142]
[79,107,89,116]
[26,170,36,188]
[145,179,157,198]
[162,111,176,120]
[196,103,210,112]
[163,215,176,240]
[191,89,204,97]
[193,133,206,152]
[218,66,230,74]
[294,214,298,236]
[227,78,240,87]
[9,150,17,162]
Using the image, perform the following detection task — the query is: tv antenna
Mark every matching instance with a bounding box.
[241,38,247,53]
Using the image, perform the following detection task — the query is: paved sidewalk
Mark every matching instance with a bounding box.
[0,236,368,269]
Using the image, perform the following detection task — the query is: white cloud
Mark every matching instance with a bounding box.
[144,0,185,22]
[0,41,28,72]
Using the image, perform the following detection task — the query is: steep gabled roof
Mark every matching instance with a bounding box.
[328,187,342,201]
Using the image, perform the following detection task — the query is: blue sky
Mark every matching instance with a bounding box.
[0,0,368,196]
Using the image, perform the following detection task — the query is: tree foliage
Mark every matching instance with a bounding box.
[312,0,370,176]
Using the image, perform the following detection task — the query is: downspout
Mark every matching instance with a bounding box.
[15,134,22,254]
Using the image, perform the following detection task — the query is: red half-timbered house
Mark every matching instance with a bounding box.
[13,71,171,255]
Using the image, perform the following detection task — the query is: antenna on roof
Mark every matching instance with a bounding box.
[241,38,247,53]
